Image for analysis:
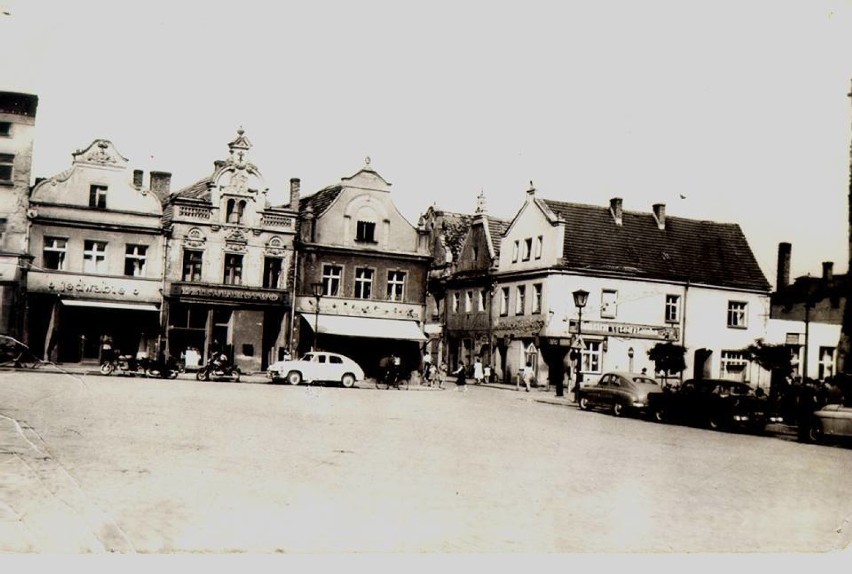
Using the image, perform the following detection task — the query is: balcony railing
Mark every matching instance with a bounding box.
[261,214,294,229]
[178,205,212,220]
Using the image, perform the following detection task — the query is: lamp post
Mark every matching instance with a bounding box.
[628,346,635,373]
[572,289,589,402]
[803,297,813,382]
[311,281,323,352]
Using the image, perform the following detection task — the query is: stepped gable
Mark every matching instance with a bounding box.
[541,199,771,292]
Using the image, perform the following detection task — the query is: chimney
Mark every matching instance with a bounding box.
[610,197,623,226]
[289,177,301,208]
[149,171,172,196]
[823,261,834,282]
[652,203,666,230]
[776,242,791,291]
[133,169,144,189]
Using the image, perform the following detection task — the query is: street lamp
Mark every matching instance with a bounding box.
[628,346,635,373]
[311,281,323,351]
[803,296,814,382]
[572,289,589,402]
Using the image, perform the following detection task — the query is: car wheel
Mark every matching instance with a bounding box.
[286,371,302,386]
[341,373,356,388]
[100,362,115,375]
[233,369,241,383]
[653,407,666,423]
[708,416,722,431]
[578,396,591,411]
[612,402,624,417]
[808,421,824,444]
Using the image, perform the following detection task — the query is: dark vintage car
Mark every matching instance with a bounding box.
[577,372,663,417]
[808,403,852,444]
[648,378,782,433]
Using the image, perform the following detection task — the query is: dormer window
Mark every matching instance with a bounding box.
[226,199,246,224]
[89,185,107,209]
[356,220,376,243]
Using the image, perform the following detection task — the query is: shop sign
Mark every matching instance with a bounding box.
[29,272,161,300]
[569,319,679,341]
[172,282,287,304]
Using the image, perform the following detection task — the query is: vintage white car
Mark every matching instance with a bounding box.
[267,352,365,388]
[809,403,852,444]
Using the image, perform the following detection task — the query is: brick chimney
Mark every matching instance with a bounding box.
[823,261,834,282]
[149,171,171,196]
[133,169,144,189]
[289,177,301,208]
[652,203,666,230]
[776,242,791,291]
[610,197,623,226]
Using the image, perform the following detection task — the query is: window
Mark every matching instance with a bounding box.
[464,291,473,313]
[601,290,618,319]
[720,350,749,381]
[387,271,406,301]
[727,301,747,328]
[515,285,526,315]
[818,347,836,380]
[0,153,13,184]
[242,344,254,357]
[500,287,509,316]
[535,236,543,259]
[329,355,343,364]
[226,199,246,224]
[263,257,283,289]
[43,237,67,270]
[512,240,519,263]
[522,238,532,261]
[124,245,147,277]
[472,246,479,261]
[581,341,603,375]
[665,294,681,323]
[0,122,10,137]
[83,240,107,273]
[532,283,542,314]
[478,289,486,312]
[89,185,107,209]
[322,265,342,296]
[223,253,243,285]
[182,250,203,282]
[354,268,374,299]
[356,220,376,242]
[452,292,460,313]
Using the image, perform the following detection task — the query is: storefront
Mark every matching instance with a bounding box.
[166,282,289,373]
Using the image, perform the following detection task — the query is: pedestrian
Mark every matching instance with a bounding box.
[519,361,533,392]
[473,356,484,385]
[453,361,467,392]
[483,364,492,384]
[437,362,447,390]
[422,349,432,378]
[796,379,819,442]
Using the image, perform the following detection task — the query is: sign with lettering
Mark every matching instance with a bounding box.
[28,272,161,301]
[172,282,288,305]
[569,319,679,341]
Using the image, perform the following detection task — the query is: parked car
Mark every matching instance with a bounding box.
[648,378,782,433]
[267,352,365,388]
[808,403,852,444]
[577,372,663,417]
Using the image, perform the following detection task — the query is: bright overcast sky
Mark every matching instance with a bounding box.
[2,0,852,285]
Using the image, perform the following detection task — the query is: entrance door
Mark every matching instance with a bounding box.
[693,349,712,379]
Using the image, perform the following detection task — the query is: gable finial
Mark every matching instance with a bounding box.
[365,156,371,166]
[475,189,487,214]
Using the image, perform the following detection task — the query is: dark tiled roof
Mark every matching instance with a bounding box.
[299,185,342,216]
[171,177,213,201]
[487,217,510,256]
[542,199,771,292]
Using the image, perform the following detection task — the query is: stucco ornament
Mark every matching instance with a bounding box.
[184,227,207,248]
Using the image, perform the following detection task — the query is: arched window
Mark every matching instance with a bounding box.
[226,199,237,223]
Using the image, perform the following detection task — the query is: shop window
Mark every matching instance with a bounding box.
[83,240,107,273]
[356,220,376,242]
[43,236,67,270]
[515,285,526,315]
[322,264,342,296]
[182,250,203,282]
[124,244,147,277]
[665,294,681,323]
[601,289,617,319]
[223,253,243,285]
[0,153,14,184]
[532,283,542,314]
[720,350,749,381]
[581,341,603,375]
[242,344,254,357]
[387,271,406,302]
[263,257,283,289]
[89,185,108,209]
[727,301,747,328]
[354,267,374,299]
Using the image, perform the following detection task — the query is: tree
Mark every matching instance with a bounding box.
[647,343,687,385]
[743,338,794,398]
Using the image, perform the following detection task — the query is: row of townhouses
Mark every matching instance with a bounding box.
[0,90,843,384]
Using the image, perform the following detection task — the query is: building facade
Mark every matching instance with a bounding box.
[0,91,38,339]
[26,139,165,362]
[293,159,430,376]
[162,130,297,373]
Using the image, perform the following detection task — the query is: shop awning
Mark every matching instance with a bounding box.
[303,313,426,341]
[60,300,160,312]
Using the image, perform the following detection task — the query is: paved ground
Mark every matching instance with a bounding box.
[1,367,851,554]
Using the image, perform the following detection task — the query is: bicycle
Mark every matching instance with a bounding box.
[375,367,409,390]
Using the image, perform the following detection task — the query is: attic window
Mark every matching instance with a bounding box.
[89,184,108,208]
[356,220,376,243]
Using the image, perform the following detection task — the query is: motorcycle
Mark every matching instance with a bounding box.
[195,353,241,382]
[143,355,183,379]
[100,354,146,376]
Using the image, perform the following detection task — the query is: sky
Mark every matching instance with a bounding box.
[2,0,852,286]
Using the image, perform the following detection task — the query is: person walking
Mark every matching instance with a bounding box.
[453,361,468,392]
[422,349,432,378]
[473,356,484,385]
[518,361,533,392]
